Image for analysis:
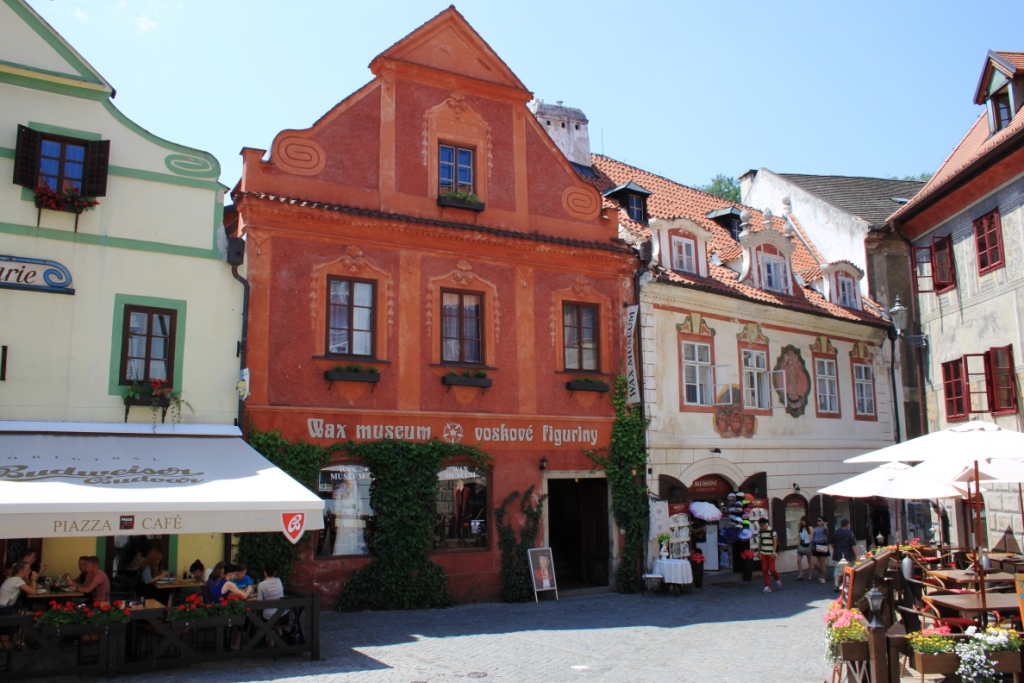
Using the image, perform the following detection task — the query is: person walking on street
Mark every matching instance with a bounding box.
[832,518,858,592]
[811,516,830,584]
[757,518,781,593]
[795,516,812,580]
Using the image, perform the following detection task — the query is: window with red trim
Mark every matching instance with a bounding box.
[932,235,956,291]
[941,359,967,421]
[989,346,1017,414]
[974,210,1004,275]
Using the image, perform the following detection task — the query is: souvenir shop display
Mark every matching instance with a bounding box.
[668,512,691,559]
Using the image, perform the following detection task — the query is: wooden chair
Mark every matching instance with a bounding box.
[921,593,980,632]
[640,573,663,596]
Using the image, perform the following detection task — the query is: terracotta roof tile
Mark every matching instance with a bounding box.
[996,52,1024,72]
[889,106,1024,223]
[587,155,884,326]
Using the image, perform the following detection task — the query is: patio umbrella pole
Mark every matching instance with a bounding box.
[974,461,988,621]
[1018,484,1023,552]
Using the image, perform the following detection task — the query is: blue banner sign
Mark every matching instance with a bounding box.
[0,254,74,295]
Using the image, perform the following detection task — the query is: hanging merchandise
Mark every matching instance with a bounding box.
[649,500,670,540]
[738,520,754,541]
[689,501,722,521]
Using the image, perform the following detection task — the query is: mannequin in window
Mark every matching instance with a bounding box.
[453,479,470,541]
[332,476,366,555]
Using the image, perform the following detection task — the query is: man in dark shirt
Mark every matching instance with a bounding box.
[832,518,858,592]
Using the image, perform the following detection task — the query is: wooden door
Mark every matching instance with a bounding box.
[579,479,609,586]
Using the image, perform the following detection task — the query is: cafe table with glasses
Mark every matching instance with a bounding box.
[927,569,1016,586]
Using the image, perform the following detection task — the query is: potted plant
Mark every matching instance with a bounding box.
[690,551,705,589]
[34,600,131,638]
[565,377,610,392]
[822,601,869,666]
[740,548,755,582]
[437,190,485,211]
[907,626,958,675]
[657,533,670,559]
[123,379,193,424]
[441,370,492,388]
[34,185,99,231]
[956,626,1023,680]
[324,364,381,384]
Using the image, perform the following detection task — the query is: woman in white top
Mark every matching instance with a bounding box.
[256,561,285,621]
[0,562,37,615]
[795,516,812,581]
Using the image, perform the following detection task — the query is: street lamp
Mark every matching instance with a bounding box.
[889,296,927,347]
[865,584,886,629]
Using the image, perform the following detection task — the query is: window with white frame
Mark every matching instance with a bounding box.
[854,363,875,416]
[671,236,697,274]
[762,256,789,293]
[682,341,712,406]
[742,349,769,409]
[837,275,856,308]
[815,357,839,413]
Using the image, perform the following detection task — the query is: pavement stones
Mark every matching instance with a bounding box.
[47,575,837,683]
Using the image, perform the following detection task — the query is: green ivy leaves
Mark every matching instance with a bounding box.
[587,376,649,593]
[495,486,548,602]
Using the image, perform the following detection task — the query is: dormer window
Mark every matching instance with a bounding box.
[671,236,696,274]
[706,207,744,241]
[627,195,645,222]
[603,180,652,225]
[837,274,856,308]
[993,90,1013,132]
[762,256,789,293]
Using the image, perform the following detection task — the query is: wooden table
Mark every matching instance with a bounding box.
[927,592,1020,614]
[928,569,1016,584]
[152,580,203,591]
[25,590,84,602]
[986,552,1024,572]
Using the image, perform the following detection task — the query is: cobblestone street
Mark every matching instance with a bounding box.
[69,575,835,683]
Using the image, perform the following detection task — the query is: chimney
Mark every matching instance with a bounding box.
[738,169,757,205]
[528,99,591,166]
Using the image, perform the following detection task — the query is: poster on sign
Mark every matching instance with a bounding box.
[528,547,558,602]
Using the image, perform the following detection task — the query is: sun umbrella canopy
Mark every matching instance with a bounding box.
[688,501,722,521]
[845,422,1024,464]
[818,462,965,500]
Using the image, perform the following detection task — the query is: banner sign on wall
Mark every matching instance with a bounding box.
[625,304,640,404]
[0,254,74,295]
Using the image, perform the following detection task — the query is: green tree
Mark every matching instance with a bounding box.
[891,173,933,182]
[698,174,741,203]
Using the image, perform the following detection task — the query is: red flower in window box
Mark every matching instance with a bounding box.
[33,185,99,215]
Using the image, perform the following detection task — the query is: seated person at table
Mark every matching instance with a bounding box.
[212,564,252,600]
[257,562,285,621]
[235,563,253,590]
[203,562,225,601]
[189,560,205,583]
[73,556,89,585]
[0,562,37,615]
[139,549,169,602]
[68,556,110,603]
[19,550,47,578]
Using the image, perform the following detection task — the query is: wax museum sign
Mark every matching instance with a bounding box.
[0,254,74,295]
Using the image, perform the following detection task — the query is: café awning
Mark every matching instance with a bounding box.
[0,422,323,540]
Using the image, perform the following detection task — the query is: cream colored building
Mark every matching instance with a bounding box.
[0,0,239,576]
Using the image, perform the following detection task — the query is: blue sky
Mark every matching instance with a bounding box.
[30,0,1024,194]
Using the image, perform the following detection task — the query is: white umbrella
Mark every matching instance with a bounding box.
[818,462,965,500]
[689,501,722,522]
[845,422,1024,464]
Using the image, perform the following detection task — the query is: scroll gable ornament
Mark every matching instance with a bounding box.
[773,345,811,417]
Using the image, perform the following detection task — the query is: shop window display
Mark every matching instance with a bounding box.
[435,465,488,550]
[784,495,807,549]
[316,465,374,557]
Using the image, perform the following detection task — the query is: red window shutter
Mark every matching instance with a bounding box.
[771,498,787,548]
[963,353,990,414]
[82,139,111,197]
[974,211,1004,274]
[913,246,935,294]
[12,124,42,189]
[988,346,1018,413]
[932,235,956,290]
[941,359,967,421]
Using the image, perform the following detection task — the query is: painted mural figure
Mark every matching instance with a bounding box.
[774,346,811,417]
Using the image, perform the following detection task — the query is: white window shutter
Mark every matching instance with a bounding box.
[770,369,788,410]
[713,364,733,405]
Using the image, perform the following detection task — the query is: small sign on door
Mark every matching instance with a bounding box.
[528,547,558,602]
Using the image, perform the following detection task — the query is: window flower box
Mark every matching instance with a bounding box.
[441,374,492,388]
[566,380,609,392]
[34,185,99,231]
[437,193,485,212]
[991,651,1022,674]
[324,370,381,383]
[911,651,959,675]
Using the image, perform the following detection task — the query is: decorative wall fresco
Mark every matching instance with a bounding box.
[773,345,811,417]
[713,386,756,438]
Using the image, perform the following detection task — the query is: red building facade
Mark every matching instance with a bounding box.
[234,9,637,603]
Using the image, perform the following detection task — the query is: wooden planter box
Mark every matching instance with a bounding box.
[839,641,869,662]
[991,650,1023,674]
[123,395,170,422]
[324,370,380,383]
[437,195,485,211]
[441,375,492,388]
[566,380,609,392]
[40,622,125,638]
[911,650,959,675]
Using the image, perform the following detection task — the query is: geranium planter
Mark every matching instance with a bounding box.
[911,650,960,675]
[123,395,170,422]
[437,195,485,211]
[40,622,124,638]
[741,559,754,582]
[441,375,492,388]
[839,641,869,661]
[691,562,704,588]
[169,616,229,633]
[324,370,381,383]
[565,380,609,392]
